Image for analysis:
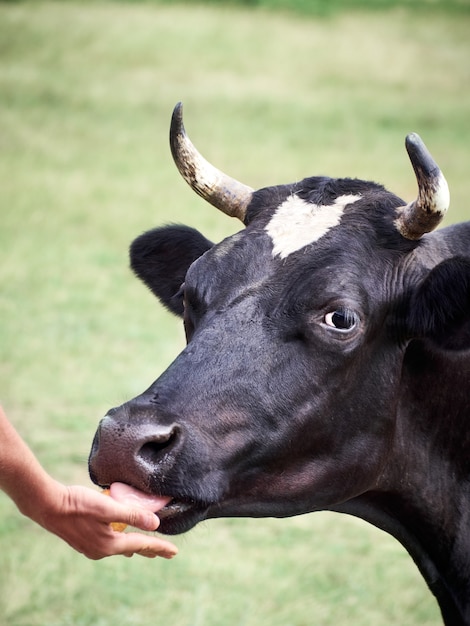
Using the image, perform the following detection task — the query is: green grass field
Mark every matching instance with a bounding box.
[1,1,469,624]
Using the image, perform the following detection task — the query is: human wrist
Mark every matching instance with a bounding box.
[14,470,64,527]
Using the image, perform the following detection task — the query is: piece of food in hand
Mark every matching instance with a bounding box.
[102,488,128,532]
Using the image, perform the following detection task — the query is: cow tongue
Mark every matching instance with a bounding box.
[109,482,172,513]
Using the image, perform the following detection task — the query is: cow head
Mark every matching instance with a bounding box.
[89,104,470,535]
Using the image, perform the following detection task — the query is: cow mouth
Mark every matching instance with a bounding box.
[157,498,194,520]
[156,497,209,534]
[104,482,209,535]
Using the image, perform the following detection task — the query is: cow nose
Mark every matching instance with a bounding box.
[89,413,180,486]
[137,424,179,467]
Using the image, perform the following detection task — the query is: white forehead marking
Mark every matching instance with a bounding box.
[265,193,362,259]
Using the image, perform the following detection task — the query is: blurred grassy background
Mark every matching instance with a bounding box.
[1,1,468,624]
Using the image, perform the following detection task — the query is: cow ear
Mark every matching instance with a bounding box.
[407,257,470,350]
[130,225,213,317]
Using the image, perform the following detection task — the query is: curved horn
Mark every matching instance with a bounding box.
[169,102,254,222]
[395,133,450,240]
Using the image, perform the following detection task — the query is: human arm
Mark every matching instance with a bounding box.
[0,406,177,560]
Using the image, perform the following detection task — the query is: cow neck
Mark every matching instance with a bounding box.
[359,342,469,624]
[334,490,468,626]
[335,341,470,624]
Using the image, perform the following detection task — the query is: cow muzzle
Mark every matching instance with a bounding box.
[88,409,216,534]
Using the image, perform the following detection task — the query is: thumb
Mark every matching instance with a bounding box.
[124,507,160,532]
[100,493,161,531]
[107,502,161,532]
[101,489,160,531]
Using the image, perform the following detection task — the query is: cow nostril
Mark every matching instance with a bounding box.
[138,428,178,465]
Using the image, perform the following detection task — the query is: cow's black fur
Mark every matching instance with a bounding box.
[90,172,470,624]
[406,256,470,349]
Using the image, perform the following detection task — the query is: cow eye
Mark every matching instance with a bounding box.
[324,308,359,332]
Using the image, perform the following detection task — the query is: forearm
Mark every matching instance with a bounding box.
[0,406,56,522]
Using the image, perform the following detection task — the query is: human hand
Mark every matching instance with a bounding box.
[35,481,178,560]
[0,406,177,559]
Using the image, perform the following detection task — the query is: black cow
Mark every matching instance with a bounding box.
[89,104,470,624]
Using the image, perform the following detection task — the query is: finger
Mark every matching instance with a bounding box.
[124,509,160,532]
[108,509,160,532]
[97,493,161,531]
[116,532,178,559]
